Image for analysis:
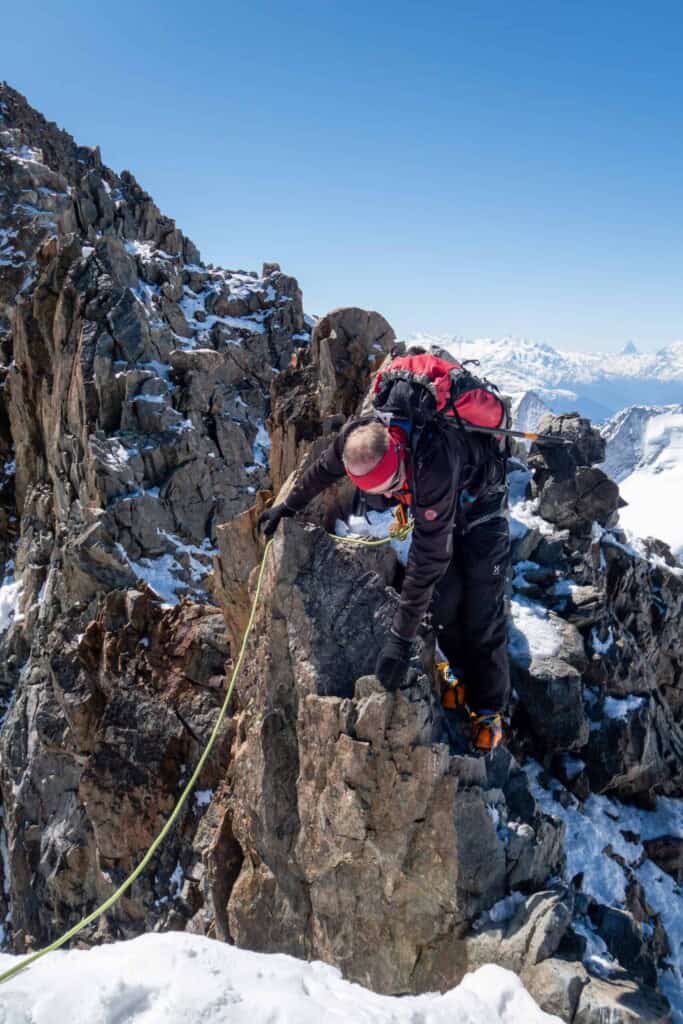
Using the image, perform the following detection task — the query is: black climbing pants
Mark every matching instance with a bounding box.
[430,514,510,714]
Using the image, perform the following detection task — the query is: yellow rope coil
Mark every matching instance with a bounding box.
[331,506,414,546]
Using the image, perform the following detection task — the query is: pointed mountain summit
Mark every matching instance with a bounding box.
[620,340,638,355]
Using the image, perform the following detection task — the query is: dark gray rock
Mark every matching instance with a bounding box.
[468,890,574,975]
[531,413,607,482]
[523,957,589,1021]
[107,287,151,362]
[94,235,138,290]
[582,694,683,799]
[161,296,193,338]
[538,468,622,532]
[533,534,569,571]
[590,905,658,988]
[511,653,589,751]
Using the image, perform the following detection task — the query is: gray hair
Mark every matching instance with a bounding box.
[342,422,389,474]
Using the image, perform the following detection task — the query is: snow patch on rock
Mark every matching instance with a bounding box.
[525,760,683,1019]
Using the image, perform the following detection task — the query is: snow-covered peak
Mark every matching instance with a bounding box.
[510,390,554,435]
[600,404,683,483]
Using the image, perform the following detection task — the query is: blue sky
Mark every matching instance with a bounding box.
[4,1,683,352]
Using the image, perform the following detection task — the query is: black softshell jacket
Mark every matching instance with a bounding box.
[284,417,505,641]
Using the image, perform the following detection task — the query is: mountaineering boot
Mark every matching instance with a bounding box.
[470,710,503,753]
[436,660,466,710]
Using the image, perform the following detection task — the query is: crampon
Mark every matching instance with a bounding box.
[469,711,503,753]
[436,660,466,710]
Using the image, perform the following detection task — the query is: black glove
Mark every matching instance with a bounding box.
[375,630,413,691]
[257,503,295,538]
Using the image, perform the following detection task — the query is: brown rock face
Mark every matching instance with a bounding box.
[1,587,233,950]
[267,306,394,528]
[222,522,564,993]
[310,307,395,419]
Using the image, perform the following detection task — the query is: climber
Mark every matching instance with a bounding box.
[258,354,511,754]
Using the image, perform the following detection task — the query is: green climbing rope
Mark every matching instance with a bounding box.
[329,532,401,546]
[328,507,414,545]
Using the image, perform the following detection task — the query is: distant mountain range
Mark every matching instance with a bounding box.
[407,334,683,422]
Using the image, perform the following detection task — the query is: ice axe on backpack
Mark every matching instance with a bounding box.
[457,421,575,447]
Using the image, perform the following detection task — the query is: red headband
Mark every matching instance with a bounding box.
[346,426,407,491]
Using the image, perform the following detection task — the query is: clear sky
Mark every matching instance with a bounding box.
[4,1,683,352]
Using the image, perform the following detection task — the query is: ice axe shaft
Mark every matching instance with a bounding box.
[459,422,573,446]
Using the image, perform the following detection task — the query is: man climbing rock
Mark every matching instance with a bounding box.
[258,350,510,753]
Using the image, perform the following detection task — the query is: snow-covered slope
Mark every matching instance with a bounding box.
[600,405,683,559]
[600,404,683,481]
[0,933,560,1024]
[408,335,683,421]
[510,390,554,434]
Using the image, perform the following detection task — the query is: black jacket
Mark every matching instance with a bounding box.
[285,417,507,640]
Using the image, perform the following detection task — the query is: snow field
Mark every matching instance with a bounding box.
[0,932,561,1024]
[618,463,683,560]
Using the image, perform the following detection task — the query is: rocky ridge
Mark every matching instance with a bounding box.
[0,82,306,947]
[0,84,681,1024]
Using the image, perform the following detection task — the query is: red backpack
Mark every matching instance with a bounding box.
[372,351,510,452]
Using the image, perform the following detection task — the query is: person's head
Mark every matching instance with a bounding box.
[342,423,407,496]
